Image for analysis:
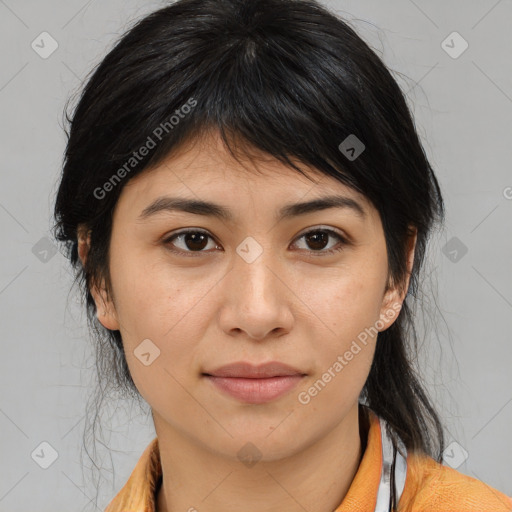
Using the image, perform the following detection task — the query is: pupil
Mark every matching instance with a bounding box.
[306,231,328,250]
[186,233,208,251]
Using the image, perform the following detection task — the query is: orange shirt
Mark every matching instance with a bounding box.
[105,409,512,512]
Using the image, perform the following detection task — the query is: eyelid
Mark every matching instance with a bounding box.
[295,224,348,240]
[291,226,349,256]
[162,228,218,257]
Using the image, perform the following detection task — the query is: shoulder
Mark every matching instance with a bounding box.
[399,451,512,512]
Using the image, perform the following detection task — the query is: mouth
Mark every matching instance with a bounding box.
[202,361,307,404]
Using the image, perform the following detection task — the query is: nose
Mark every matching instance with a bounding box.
[217,246,294,341]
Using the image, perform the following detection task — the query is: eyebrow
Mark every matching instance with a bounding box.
[137,194,367,222]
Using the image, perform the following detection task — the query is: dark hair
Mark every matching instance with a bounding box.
[52,0,446,506]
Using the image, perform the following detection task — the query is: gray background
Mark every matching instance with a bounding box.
[1,0,511,510]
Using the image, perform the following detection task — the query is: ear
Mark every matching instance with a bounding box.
[77,224,120,331]
[377,226,417,332]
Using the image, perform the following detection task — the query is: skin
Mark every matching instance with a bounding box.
[78,130,416,512]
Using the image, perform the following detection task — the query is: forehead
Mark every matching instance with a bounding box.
[128,130,319,188]
[120,130,376,221]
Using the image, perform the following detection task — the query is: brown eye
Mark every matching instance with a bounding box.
[162,227,347,258]
[292,228,347,256]
[304,231,329,250]
[180,232,209,251]
[163,230,219,255]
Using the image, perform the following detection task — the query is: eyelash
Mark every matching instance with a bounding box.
[162,227,348,258]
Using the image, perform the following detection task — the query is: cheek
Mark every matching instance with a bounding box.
[310,263,386,337]
[107,257,185,371]
[109,253,221,390]
[298,277,379,413]
[301,262,385,394]
[109,250,190,337]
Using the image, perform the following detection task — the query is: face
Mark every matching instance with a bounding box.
[79,130,415,462]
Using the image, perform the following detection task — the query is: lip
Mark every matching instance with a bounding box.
[202,361,306,404]
[204,361,305,378]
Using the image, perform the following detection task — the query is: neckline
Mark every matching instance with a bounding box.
[154,403,375,512]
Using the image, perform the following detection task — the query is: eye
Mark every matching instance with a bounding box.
[292,227,347,256]
[162,227,348,257]
[163,229,219,256]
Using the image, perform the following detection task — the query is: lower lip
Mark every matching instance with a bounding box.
[204,375,305,404]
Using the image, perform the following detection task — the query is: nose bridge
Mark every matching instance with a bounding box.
[219,234,294,340]
[212,203,302,338]
[233,236,280,304]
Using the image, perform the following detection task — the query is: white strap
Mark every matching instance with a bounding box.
[374,416,408,512]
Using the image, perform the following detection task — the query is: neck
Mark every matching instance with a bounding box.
[155,403,368,512]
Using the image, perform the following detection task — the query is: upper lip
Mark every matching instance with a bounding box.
[203,361,306,378]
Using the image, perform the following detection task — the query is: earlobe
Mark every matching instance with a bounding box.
[96,310,120,332]
[377,227,418,332]
[92,284,120,331]
[377,286,403,332]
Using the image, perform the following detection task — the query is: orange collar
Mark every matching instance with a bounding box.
[104,408,384,512]
[104,408,512,512]
[105,408,512,512]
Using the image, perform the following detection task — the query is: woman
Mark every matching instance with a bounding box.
[52,0,512,510]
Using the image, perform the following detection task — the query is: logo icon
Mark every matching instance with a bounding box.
[441,32,469,59]
[31,32,59,59]
[236,236,263,264]
[134,338,161,366]
[442,441,469,469]
[237,442,262,468]
[31,441,59,469]
[442,236,468,263]
[339,134,365,161]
